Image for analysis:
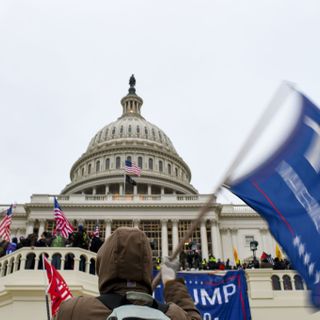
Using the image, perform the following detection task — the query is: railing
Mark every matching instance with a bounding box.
[30,194,213,204]
[0,247,97,277]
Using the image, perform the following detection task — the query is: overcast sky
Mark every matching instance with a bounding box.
[1,1,320,205]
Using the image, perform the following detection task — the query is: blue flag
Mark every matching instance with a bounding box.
[154,270,251,319]
[230,90,320,307]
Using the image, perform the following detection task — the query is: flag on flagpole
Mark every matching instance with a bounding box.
[125,160,141,176]
[43,256,72,317]
[53,198,74,239]
[0,205,13,241]
[229,88,320,307]
[125,174,137,186]
[275,244,283,260]
[233,247,240,265]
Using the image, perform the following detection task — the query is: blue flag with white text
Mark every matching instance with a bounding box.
[154,270,251,319]
[230,90,320,307]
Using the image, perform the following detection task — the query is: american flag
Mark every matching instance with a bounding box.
[44,256,72,317]
[125,160,141,176]
[93,224,100,237]
[54,198,74,239]
[0,205,13,241]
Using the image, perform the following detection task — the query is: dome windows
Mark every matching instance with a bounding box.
[149,158,153,170]
[136,126,140,136]
[138,156,143,169]
[96,160,100,173]
[152,128,156,140]
[128,125,132,136]
[120,126,124,137]
[175,168,178,177]
[116,156,121,169]
[145,127,148,137]
[81,167,85,176]
[127,156,132,162]
[168,164,172,175]
[112,127,116,137]
[105,158,110,170]
[159,160,163,172]
[88,164,92,175]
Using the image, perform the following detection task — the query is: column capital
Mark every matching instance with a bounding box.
[210,218,218,226]
[171,219,179,224]
[230,228,238,234]
[161,219,168,224]
[105,218,112,224]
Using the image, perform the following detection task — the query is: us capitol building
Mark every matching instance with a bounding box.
[0,77,318,319]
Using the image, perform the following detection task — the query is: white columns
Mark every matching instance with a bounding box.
[104,219,112,240]
[200,220,209,260]
[161,187,165,195]
[26,220,34,236]
[260,228,269,253]
[133,185,138,195]
[147,185,151,195]
[92,187,97,195]
[172,219,179,252]
[161,219,168,258]
[38,219,45,237]
[119,184,123,195]
[105,184,109,194]
[133,219,140,229]
[210,219,222,259]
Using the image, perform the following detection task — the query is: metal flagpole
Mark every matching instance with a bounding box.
[152,82,295,290]
[42,254,52,320]
[124,172,126,196]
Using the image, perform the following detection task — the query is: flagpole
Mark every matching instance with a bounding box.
[42,254,52,320]
[123,172,126,196]
[152,82,294,290]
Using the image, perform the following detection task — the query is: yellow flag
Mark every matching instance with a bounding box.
[275,244,283,260]
[233,247,240,265]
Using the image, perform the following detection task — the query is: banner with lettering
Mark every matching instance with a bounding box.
[154,270,251,320]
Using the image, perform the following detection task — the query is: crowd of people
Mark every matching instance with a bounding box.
[0,225,103,271]
[1,232,292,272]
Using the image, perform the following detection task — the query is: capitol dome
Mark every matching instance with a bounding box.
[62,76,197,196]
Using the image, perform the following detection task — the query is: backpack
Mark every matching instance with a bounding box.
[97,291,170,320]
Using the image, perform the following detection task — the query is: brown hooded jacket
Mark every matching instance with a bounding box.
[55,227,201,320]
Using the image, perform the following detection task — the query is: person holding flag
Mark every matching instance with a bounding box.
[43,255,72,318]
[0,205,14,242]
[53,198,74,239]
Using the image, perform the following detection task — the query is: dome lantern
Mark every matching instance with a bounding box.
[120,74,143,117]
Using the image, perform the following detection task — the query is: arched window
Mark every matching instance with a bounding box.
[128,125,132,135]
[168,164,172,175]
[138,156,143,169]
[127,156,132,162]
[112,127,116,136]
[120,126,124,136]
[88,164,92,174]
[152,129,156,139]
[175,167,178,177]
[283,275,293,290]
[145,127,148,137]
[137,126,140,135]
[294,275,304,290]
[96,160,100,173]
[149,158,153,170]
[159,132,162,142]
[105,158,110,170]
[159,160,163,172]
[104,128,109,139]
[81,167,85,176]
[271,275,281,290]
[116,157,121,169]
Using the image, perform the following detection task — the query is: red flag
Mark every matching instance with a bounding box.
[44,256,72,317]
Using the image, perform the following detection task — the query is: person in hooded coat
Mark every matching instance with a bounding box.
[55,227,201,320]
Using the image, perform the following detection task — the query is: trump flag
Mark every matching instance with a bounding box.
[154,270,251,319]
[230,90,320,307]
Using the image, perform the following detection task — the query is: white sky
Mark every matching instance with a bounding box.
[1,0,320,205]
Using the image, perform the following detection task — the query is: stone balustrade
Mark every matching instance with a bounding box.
[0,247,97,277]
